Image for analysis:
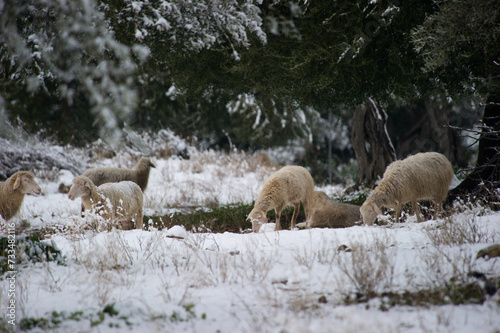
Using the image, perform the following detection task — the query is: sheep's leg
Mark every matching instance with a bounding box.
[395,204,401,223]
[275,209,282,231]
[302,200,309,220]
[412,200,423,222]
[433,201,441,220]
[290,202,300,229]
[120,219,134,230]
[135,214,143,229]
[136,206,144,229]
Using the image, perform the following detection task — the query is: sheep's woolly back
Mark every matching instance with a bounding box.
[252,165,314,215]
[98,181,144,229]
[72,175,144,229]
[370,152,454,208]
[0,171,40,221]
[82,157,155,191]
[306,191,360,228]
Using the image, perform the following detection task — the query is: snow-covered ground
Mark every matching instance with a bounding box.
[1,139,499,332]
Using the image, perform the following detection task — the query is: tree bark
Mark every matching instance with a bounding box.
[350,98,396,190]
[446,93,500,209]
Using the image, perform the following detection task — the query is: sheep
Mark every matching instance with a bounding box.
[247,165,314,232]
[0,171,42,221]
[82,157,156,192]
[296,191,360,229]
[68,176,143,230]
[360,152,454,225]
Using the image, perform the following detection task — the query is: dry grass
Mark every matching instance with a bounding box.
[419,245,476,288]
[67,230,178,306]
[71,233,133,272]
[293,235,340,269]
[182,236,277,287]
[334,232,396,298]
[237,242,277,283]
[424,214,497,247]
[157,275,192,306]
[417,215,497,294]
[145,149,277,210]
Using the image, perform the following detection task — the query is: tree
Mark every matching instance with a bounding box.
[0,0,270,145]
[412,0,500,206]
[350,99,396,189]
[102,0,293,149]
[219,0,438,185]
[0,0,143,144]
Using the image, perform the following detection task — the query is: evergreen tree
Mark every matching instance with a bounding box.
[0,0,142,144]
[412,0,500,205]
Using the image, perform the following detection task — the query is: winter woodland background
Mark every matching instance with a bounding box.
[1,0,500,332]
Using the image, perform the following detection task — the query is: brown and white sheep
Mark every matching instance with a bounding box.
[82,157,156,192]
[247,165,314,232]
[68,176,144,230]
[297,191,360,229]
[0,171,42,221]
[360,152,454,225]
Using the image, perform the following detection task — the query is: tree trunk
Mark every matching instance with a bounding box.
[446,94,500,209]
[350,98,396,190]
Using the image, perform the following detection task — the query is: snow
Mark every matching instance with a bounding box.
[2,143,500,332]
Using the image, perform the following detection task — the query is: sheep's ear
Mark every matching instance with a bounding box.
[372,203,383,216]
[13,175,20,190]
[84,180,92,189]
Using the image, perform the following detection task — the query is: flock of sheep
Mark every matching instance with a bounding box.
[0,152,454,231]
[0,158,155,228]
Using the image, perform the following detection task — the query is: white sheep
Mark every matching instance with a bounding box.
[68,176,144,230]
[297,191,360,229]
[360,152,454,225]
[0,171,42,221]
[247,165,314,232]
[82,157,156,192]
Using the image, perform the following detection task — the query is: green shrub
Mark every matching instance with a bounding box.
[144,202,308,233]
[0,235,64,275]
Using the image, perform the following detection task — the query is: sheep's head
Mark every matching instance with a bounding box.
[68,176,92,200]
[247,209,268,233]
[13,172,42,196]
[138,157,156,169]
[360,200,382,226]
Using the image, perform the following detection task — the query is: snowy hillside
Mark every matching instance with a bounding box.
[1,134,499,333]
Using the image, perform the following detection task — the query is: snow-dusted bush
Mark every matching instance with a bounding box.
[118,0,267,59]
[1,0,142,142]
[0,133,88,181]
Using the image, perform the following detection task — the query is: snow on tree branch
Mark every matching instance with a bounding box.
[0,0,143,143]
[118,0,267,58]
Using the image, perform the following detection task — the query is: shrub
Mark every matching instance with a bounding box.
[0,235,64,275]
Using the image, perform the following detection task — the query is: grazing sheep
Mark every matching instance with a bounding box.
[360,152,454,225]
[68,176,143,230]
[0,171,42,221]
[247,165,314,232]
[82,157,156,192]
[297,191,360,229]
